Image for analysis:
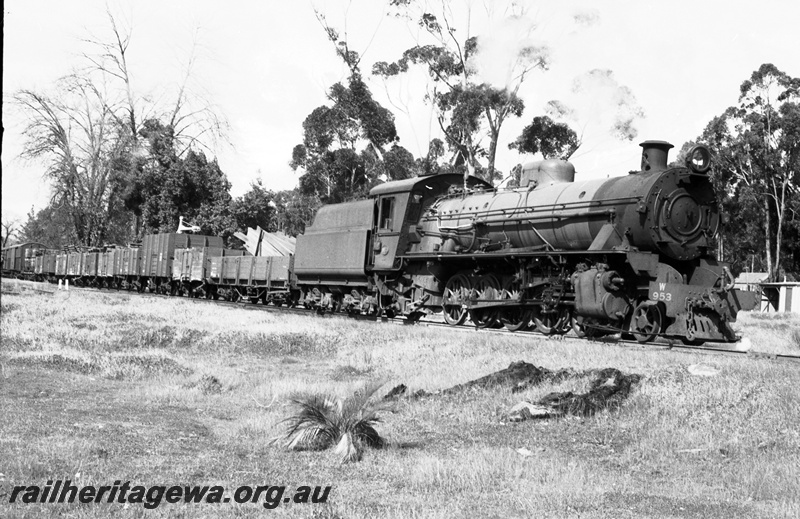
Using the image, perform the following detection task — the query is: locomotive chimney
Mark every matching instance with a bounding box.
[639,140,674,172]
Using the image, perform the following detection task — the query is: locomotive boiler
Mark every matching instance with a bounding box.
[429,141,717,262]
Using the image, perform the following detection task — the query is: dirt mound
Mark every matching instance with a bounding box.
[443,361,579,394]
[529,367,641,418]
[385,361,641,419]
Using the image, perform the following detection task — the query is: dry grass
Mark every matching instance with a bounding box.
[2,279,799,518]
[733,311,800,354]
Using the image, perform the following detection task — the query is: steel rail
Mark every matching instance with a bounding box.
[15,280,800,362]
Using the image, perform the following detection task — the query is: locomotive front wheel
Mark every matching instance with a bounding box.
[499,277,531,332]
[571,315,593,338]
[630,301,663,343]
[442,273,471,326]
[469,274,500,329]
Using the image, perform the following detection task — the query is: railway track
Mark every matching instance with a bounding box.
[399,317,800,361]
[92,284,800,362]
[9,279,799,362]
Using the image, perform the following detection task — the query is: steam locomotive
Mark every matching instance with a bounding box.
[2,141,758,344]
[293,140,758,344]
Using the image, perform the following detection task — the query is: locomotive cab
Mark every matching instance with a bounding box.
[368,174,493,272]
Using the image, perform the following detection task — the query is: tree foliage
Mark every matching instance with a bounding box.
[2,214,21,248]
[14,76,132,246]
[121,120,235,241]
[290,16,415,203]
[695,64,800,279]
[374,1,548,182]
[509,115,580,160]
[12,10,229,247]
[274,190,321,237]
[230,179,279,233]
[18,204,77,249]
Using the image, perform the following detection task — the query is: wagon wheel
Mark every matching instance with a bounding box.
[442,273,471,326]
[499,277,531,332]
[249,296,260,305]
[630,301,663,343]
[469,274,501,329]
[332,295,344,313]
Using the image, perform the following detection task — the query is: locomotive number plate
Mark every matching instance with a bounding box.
[652,291,673,302]
[651,283,672,302]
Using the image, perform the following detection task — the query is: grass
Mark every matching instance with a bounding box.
[1,279,799,518]
[733,311,800,353]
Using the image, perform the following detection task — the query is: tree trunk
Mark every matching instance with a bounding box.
[764,196,773,280]
[773,176,788,280]
[486,130,499,184]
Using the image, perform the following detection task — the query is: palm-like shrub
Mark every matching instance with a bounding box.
[278,381,392,463]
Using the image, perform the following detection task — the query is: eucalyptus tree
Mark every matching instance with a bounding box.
[373,0,548,182]
[508,115,580,160]
[290,15,414,203]
[698,64,800,278]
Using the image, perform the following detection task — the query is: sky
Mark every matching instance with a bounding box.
[3,0,800,224]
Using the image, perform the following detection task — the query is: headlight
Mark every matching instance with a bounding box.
[686,145,712,173]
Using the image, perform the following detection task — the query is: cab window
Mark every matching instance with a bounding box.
[379,197,395,230]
